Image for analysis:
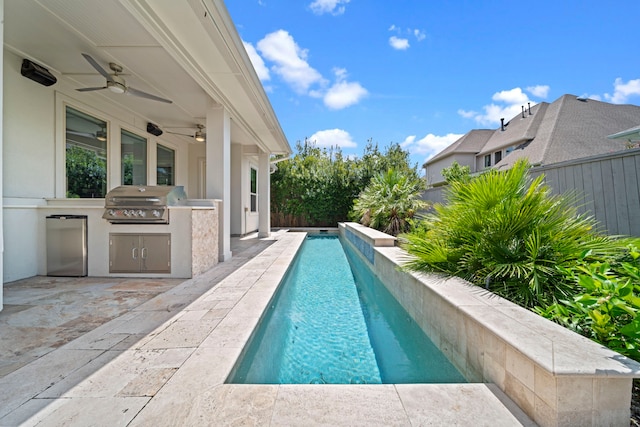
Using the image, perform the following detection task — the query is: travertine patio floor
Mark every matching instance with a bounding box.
[0,231,535,426]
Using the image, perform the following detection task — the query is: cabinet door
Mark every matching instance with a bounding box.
[109,234,141,273]
[140,234,171,273]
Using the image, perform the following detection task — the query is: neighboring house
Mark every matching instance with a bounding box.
[608,124,640,148]
[424,94,640,186]
[0,1,291,309]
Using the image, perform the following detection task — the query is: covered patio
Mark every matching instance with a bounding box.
[1,0,291,307]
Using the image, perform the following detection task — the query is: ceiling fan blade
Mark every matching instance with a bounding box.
[66,130,95,138]
[127,86,173,104]
[81,53,114,82]
[166,131,194,138]
[76,86,107,92]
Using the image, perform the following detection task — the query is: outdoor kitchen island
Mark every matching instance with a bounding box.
[38,195,219,279]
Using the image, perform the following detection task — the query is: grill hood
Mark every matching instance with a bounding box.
[103,185,187,223]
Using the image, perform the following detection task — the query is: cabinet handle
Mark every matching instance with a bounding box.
[132,247,138,260]
[141,247,147,259]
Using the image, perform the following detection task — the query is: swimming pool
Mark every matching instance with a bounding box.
[228,235,466,384]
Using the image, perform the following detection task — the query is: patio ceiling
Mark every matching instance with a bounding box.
[4,0,290,154]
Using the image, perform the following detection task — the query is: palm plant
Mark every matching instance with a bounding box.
[351,168,427,236]
[401,159,630,308]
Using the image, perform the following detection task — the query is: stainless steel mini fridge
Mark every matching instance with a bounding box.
[46,215,88,276]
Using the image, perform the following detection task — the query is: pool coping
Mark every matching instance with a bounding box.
[340,222,640,427]
[0,230,536,426]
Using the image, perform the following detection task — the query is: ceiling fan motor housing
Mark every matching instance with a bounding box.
[107,75,126,93]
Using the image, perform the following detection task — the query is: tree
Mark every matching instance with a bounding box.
[441,161,471,184]
[270,139,420,227]
[66,146,106,198]
[351,168,427,236]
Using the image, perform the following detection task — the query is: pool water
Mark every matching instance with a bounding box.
[228,235,466,384]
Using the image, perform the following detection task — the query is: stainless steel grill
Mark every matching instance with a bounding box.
[103,185,187,224]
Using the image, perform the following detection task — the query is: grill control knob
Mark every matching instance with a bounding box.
[108,209,116,216]
[137,210,145,217]
[124,210,132,216]
[152,210,161,218]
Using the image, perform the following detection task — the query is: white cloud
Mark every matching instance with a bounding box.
[243,41,270,81]
[309,0,350,15]
[388,25,427,48]
[413,29,426,41]
[492,88,529,105]
[323,68,367,109]
[459,86,546,127]
[255,31,367,109]
[526,85,549,98]
[457,109,477,119]
[402,133,464,163]
[389,36,410,50]
[604,78,640,104]
[256,30,325,94]
[309,128,357,148]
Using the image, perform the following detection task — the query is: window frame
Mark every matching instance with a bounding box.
[156,143,176,186]
[120,128,148,186]
[64,105,109,198]
[250,166,258,213]
[484,154,491,168]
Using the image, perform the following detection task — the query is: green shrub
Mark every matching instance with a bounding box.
[401,159,629,308]
[351,168,427,236]
[535,246,640,361]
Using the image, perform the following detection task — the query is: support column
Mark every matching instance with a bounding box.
[0,0,4,309]
[258,150,271,238]
[206,104,232,261]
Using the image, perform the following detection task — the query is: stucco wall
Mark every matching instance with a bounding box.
[425,153,475,186]
[2,48,200,283]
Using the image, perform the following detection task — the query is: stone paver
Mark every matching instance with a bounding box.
[0,231,535,426]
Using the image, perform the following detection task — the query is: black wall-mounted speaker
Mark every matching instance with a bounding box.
[147,122,163,136]
[21,59,57,87]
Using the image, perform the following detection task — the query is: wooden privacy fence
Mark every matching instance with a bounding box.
[421,148,640,237]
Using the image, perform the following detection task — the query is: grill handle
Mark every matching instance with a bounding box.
[109,197,161,203]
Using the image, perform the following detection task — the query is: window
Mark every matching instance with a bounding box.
[65,106,107,198]
[494,151,502,164]
[157,144,175,186]
[121,130,147,185]
[250,167,257,212]
[484,154,491,168]
[505,146,514,156]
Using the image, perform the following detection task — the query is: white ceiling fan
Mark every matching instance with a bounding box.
[76,53,172,104]
[165,124,206,142]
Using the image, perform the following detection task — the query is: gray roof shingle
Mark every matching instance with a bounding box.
[425,94,640,170]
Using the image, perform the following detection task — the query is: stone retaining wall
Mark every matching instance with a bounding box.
[339,222,640,427]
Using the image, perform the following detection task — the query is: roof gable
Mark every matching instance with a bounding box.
[498,94,640,169]
[426,94,640,171]
[425,129,493,165]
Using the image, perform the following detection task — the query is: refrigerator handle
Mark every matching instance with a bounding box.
[132,247,138,260]
[141,247,147,260]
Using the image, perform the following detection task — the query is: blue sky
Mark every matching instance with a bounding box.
[226,0,640,169]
